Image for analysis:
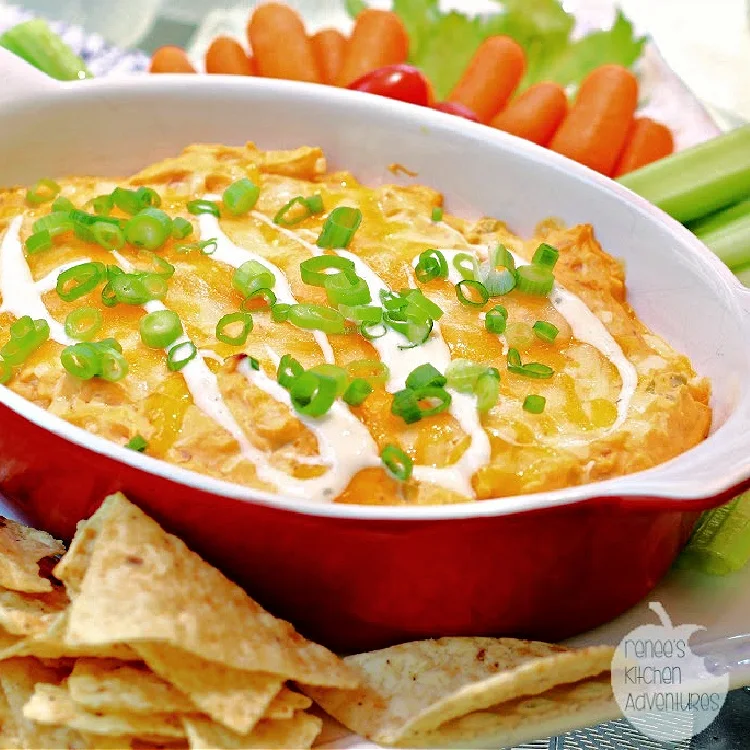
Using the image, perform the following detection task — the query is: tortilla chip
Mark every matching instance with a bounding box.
[0,517,64,593]
[0,657,87,749]
[135,643,283,735]
[61,494,357,689]
[264,688,312,720]
[68,659,194,714]
[23,683,189,739]
[303,637,614,744]
[0,612,139,661]
[0,676,22,750]
[0,586,69,636]
[182,712,322,750]
[398,674,621,749]
[53,512,106,599]
[78,735,188,750]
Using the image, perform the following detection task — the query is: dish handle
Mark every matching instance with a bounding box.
[0,48,61,107]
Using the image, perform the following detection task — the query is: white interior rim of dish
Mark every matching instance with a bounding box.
[1,74,750,520]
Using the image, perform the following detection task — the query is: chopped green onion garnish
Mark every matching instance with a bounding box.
[92,221,125,251]
[167,341,197,372]
[278,354,304,389]
[69,209,123,243]
[403,289,444,320]
[124,208,173,251]
[187,199,220,218]
[25,230,52,255]
[135,252,175,280]
[1,316,49,367]
[271,303,292,323]
[216,312,253,346]
[455,280,489,307]
[90,194,114,216]
[483,267,516,297]
[176,239,217,255]
[289,372,337,417]
[532,243,559,269]
[381,443,413,481]
[533,320,559,344]
[26,178,60,206]
[223,178,260,216]
[248,356,260,371]
[0,356,11,385]
[452,252,478,281]
[300,256,356,287]
[391,386,452,424]
[523,394,546,414]
[140,310,183,349]
[61,343,100,380]
[241,288,277,311]
[343,378,373,407]
[109,272,167,306]
[507,348,554,379]
[405,364,446,390]
[475,370,500,412]
[171,217,194,240]
[347,359,389,385]
[445,359,487,393]
[288,304,346,334]
[489,244,516,273]
[56,262,107,302]
[515,265,554,296]
[339,304,382,324]
[99,346,129,382]
[324,273,371,306]
[274,194,324,226]
[232,260,276,298]
[415,249,448,283]
[52,196,75,212]
[64,307,103,342]
[485,306,508,335]
[308,364,348,396]
[32,211,74,239]
[505,321,535,350]
[380,290,407,311]
[316,206,362,249]
[126,435,148,452]
[431,207,443,222]
[360,321,387,339]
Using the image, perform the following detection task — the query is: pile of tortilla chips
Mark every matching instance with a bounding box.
[0,493,622,749]
[0,493,359,749]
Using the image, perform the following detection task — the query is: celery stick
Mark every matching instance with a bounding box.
[678,493,750,575]
[617,125,750,224]
[734,263,750,287]
[0,19,91,81]
[688,197,750,268]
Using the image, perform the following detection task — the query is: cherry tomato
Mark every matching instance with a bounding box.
[347,65,431,107]
[433,101,480,123]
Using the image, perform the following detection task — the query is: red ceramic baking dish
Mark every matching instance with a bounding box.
[1,51,750,652]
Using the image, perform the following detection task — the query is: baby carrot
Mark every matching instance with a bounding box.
[613,117,675,177]
[247,2,321,83]
[448,36,525,124]
[549,64,639,176]
[150,46,196,74]
[491,82,568,146]
[205,36,254,75]
[336,10,409,87]
[311,28,347,85]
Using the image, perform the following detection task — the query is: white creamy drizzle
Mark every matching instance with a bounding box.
[251,211,490,498]
[35,259,92,294]
[434,247,638,432]
[0,216,73,345]
[201,197,334,363]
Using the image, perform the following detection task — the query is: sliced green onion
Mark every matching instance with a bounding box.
[136,187,161,209]
[126,435,148,452]
[533,320,559,344]
[452,252,478,280]
[309,364,348,396]
[505,321,535,350]
[25,230,52,255]
[360,321,387,339]
[187,199,220,218]
[0,356,11,385]
[507,348,555,379]
[483,267,516,297]
[1,317,49,366]
[171,217,194,240]
[397,317,433,350]
[431,207,443,222]
[99,347,129,382]
[110,273,165,306]
[69,209,123,243]
[274,194,324,226]
[379,290,407,311]
[289,304,346,334]
[415,250,448,283]
[52,196,75,212]
[405,364,446,390]
[137,252,175,279]
[339,304,382,324]
[92,221,125,251]
[56,262,106,302]
[124,208,173,251]
[248,356,260,371]
[316,207,362,249]
[26,178,60,206]
[140,310,183,349]
[290,372,337,417]
[300,256,356,287]
[176,239,217,255]
[271,303,292,323]
[232,260,276,297]
[523,394,546,414]
[507,348,522,369]
[278,354,304,389]
[167,341,197,372]
[65,307,103,342]
[216,312,253,346]
[324,273,371,306]
[101,283,117,308]
[475,370,500,412]
[90,194,114,216]
[97,338,123,354]
[346,359,389,385]
[381,444,413,481]
[343,378,373,407]
[391,386,451,424]
[489,244,516,273]
[32,211,74,239]
[515,265,554,296]
[403,289,444,320]
[223,178,260,216]
[241,288,277,311]
[456,280,489,307]
[61,343,100,380]
[112,187,161,215]
[485,307,508,335]
[390,389,421,424]
[445,359,486,393]
[532,243,559,269]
